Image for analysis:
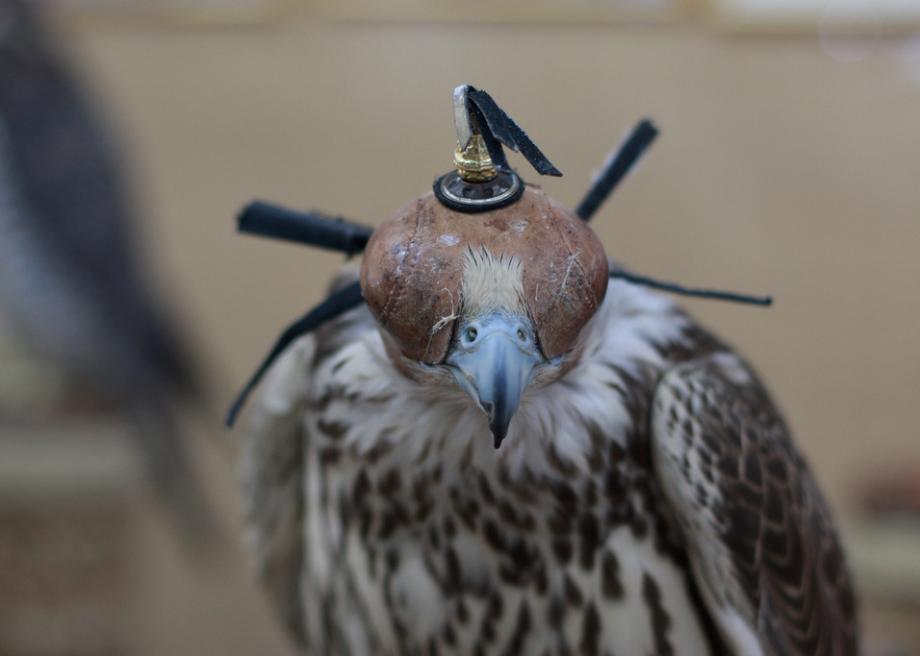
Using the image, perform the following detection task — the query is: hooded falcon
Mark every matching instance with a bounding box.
[234,86,859,655]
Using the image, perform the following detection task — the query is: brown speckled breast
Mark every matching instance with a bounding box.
[360,186,608,364]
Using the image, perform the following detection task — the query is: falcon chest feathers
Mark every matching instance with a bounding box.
[238,87,858,656]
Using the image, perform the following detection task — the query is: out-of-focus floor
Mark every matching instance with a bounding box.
[2,7,920,654]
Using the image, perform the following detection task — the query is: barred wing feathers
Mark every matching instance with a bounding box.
[651,352,858,656]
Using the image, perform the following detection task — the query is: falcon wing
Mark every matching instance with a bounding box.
[651,351,859,656]
[241,332,313,646]
[0,2,200,394]
[241,267,371,646]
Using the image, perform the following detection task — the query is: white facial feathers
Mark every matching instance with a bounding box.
[460,246,526,318]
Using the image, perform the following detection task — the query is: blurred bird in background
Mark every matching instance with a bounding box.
[0,0,214,540]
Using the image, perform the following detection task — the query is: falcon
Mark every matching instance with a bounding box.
[232,86,859,655]
[0,0,211,537]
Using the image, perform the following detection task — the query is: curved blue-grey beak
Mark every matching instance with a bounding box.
[446,313,541,448]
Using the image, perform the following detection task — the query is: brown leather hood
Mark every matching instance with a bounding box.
[360,186,608,364]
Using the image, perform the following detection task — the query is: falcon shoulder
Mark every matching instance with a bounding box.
[241,267,371,646]
[650,350,859,656]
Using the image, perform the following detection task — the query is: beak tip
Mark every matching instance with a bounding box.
[490,418,509,450]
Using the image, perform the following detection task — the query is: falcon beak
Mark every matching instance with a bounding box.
[446,313,541,449]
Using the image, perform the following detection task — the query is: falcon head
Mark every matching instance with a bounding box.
[228,83,764,438]
[360,186,608,448]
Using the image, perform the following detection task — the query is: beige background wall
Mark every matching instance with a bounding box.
[24,10,920,652]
